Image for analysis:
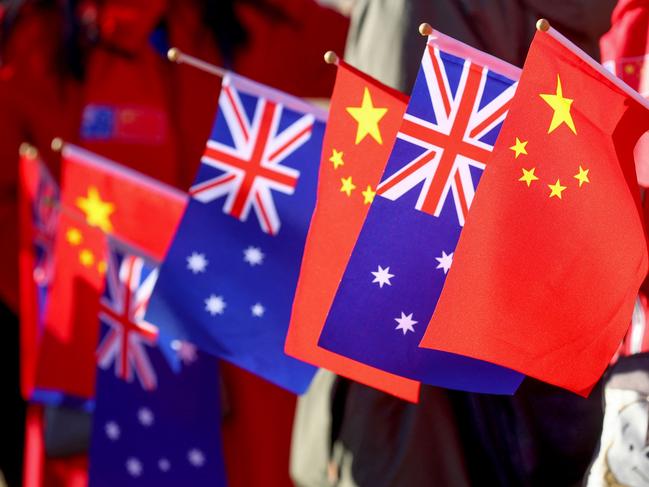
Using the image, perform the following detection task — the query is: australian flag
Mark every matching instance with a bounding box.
[89,242,226,487]
[145,74,325,394]
[318,31,525,394]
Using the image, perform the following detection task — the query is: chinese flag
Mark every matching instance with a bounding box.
[284,61,420,401]
[420,26,649,395]
[35,144,186,398]
[600,0,649,186]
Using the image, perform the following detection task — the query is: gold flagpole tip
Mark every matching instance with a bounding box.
[19,142,38,158]
[167,47,181,63]
[51,137,63,152]
[324,51,339,65]
[536,18,550,32]
[419,23,434,37]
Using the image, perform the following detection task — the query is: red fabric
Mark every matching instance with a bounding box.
[220,363,296,487]
[0,4,83,313]
[18,151,46,399]
[600,0,649,186]
[23,405,88,487]
[421,29,649,395]
[35,146,186,398]
[285,62,420,402]
[233,0,347,98]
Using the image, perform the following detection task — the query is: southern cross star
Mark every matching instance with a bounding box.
[371,265,394,288]
[395,312,417,335]
[435,251,453,274]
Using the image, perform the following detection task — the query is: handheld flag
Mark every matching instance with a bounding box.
[284,59,420,401]
[35,145,187,398]
[421,24,649,395]
[18,147,59,399]
[317,30,524,394]
[145,73,325,394]
[89,243,225,486]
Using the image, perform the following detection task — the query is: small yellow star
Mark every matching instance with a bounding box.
[518,168,539,187]
[79,248,95,267]
[76,186,115,233]
[66,227,83,246]
[510,138,528,158]
[97,260,107,275]
[340,176,356,197]
[361,185,376,204]
[574,166,590,187]
[346,87,388,145]
[548,179,567,199]
[329,149,345,169]
[539,75,577,135]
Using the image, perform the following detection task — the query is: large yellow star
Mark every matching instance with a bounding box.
[539,75,576,135]
[346,87,387,145]
[66,227,83,246]
[510,138,528,158]
[518,168,539,187]
[361,185,376,204]
[548,179,567,199]
[76,186,115,233]
[574,166,590,187]
[340,176,356,197]
[329,149,344,169]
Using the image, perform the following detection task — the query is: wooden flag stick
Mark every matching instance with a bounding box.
[324,51,339,65]
[536,18,550,32]
[167,47,228,78]
[51,137,64,152]
[19,142,38,159]
[419,22,434,37]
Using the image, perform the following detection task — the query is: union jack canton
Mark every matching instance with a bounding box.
[190,78,316,235]
[378,33,520,225]
[97,247,159,391]
[317,31,525,393]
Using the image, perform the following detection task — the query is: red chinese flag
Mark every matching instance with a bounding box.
[35,144,187,398]
[284,61,420,402]
[420,26,649,395]
[600,0,649,186]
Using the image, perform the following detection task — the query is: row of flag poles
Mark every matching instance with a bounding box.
[18,18,649,484]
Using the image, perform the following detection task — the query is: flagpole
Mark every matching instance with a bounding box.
[19,142,38,159]
[166,48,228,79]
[324,51,339,65]
[419,23,433,36]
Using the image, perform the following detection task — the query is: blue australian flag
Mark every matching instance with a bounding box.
[145,74,326,394]
[89,242,226,487]
[318,33,525,394]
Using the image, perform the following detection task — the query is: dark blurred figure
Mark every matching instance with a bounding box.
[0,0,347,485]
